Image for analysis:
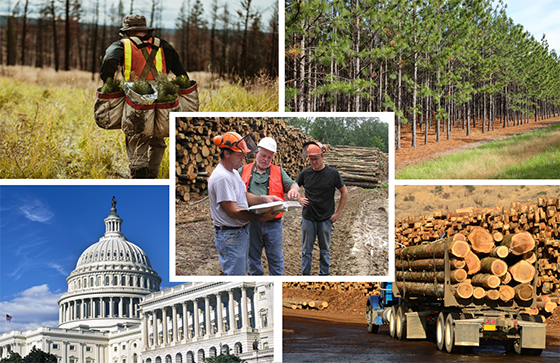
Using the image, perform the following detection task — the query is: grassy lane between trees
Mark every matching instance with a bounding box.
[396,123,560,180]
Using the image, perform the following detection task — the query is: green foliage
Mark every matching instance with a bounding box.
[22,347,57,363]
[203,354,246,363]
[100,77,124,94]
[172,75,193,89]
[130,79,155,95]
[0,351,22,363]
[156,76,179,103]
[283,116,389,153]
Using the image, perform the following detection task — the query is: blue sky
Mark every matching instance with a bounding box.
[501,0,560,52]
[0,186,173,332]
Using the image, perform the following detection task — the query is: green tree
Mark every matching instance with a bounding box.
[22,347,57,363]
[0,351,23,363]
[203,354,246,363]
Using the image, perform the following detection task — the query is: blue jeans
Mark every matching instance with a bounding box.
[301,217,332,275]
[248,220,284,276]
[214,227,249,275]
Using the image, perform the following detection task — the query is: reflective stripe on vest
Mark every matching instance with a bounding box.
[121,38,165,81]
[241,163,285,219]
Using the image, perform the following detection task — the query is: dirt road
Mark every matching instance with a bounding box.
[176,186,389,276]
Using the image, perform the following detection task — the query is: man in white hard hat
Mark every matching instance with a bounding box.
[239,137,300,275]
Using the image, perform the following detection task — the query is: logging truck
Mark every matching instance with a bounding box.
[366,236,547,355]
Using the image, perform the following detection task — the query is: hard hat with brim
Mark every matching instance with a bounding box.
[257,137,277,153]
[302,141,326,158]
[119,14,155,33]
[214,132,257,157]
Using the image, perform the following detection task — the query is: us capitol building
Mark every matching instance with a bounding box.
[0,199,274,363]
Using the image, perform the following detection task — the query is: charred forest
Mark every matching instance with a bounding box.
[0,0,278,81]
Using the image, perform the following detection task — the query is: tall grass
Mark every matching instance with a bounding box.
[396,122,560,179]
[0,74,169,179]
[192,70,279,112]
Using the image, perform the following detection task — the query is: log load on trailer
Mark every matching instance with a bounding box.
[366,233,547,355]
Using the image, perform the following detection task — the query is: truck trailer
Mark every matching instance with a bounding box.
[366,240,547,355]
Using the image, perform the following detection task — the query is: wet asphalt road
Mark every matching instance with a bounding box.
[283,316,560,362]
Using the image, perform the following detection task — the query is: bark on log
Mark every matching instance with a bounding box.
[514,283,534,301]
[395,281,473,299]
[396,269,467,284]
[468,227,495,253]
[395,258,465,271]
[537,301,557,313]
[501,232,535,255]
[489,245,509,259]
[471,274,501,289]
[480,257,508,277]
[396,238,470,260]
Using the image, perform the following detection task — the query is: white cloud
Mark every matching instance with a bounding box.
[19,200,54,223]
[0,285,62,332]
[47,262,68,277]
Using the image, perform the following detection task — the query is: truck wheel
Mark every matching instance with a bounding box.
[366,304,379,334]
[513,338,543,356]
[389,306,398,338]
[396,306,407,340]
[444,313,458,353]
[436,312,446,351]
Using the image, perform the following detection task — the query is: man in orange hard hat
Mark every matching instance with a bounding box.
[100,14,190,179]
[239,137,300,276]
[208,132,282,275]
[296,141,348,275]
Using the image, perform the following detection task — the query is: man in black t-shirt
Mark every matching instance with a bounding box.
[296,142,348,275]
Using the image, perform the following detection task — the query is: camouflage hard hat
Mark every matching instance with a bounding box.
[119,14,154,33]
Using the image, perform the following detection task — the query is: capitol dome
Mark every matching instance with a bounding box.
[58,197,162,331]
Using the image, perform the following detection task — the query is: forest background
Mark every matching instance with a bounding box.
[1,0,279,80]
[286,0,560,151]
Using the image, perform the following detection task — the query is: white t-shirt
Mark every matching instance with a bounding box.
[208,163,249,228]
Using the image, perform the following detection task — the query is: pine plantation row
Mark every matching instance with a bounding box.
[286,0,560,148]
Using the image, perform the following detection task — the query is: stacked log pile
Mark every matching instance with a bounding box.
[282,282,381,296]
[395,197,560,296]
[282,298,329,310]
[176,117,388,201]
[395,229,538,303]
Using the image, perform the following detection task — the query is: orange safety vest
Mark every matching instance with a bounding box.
[121,36,167,82]
[241,163,284,219]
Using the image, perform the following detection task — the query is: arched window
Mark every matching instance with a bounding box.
[175,353,182,363]
[234,342,242,354]
[90,277,94,287]
[186,352,194,363]
[165,355,172,363]
[209,347,217,357]
[105,276,110,286]
[221,345,229,355]
[197,349,204,363]
[114,276,118,286]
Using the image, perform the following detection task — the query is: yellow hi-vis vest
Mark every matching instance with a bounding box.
[121,36,166,82]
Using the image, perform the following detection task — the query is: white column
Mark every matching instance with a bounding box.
[228,289,234,331]
[193,299,200,339]
[182,302,188,342]
[151,311,156,346]
[110,297,114,317]
[129,298,134,318]
[143,311,149,349]
[172,305,178,343]
[162,307,168,345]
[154,310,160,346]
[216,293,223,334]
[119,297,124,318]
[204,296,211,336]
[241,286,248,330]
